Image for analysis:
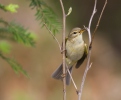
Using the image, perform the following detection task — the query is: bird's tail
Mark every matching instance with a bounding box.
[52,64,73,85]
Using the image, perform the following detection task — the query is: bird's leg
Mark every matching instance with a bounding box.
[61,66,68,78]
[61,73,66,78]
[61,49,66,54]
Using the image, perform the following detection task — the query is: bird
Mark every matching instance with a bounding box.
[52,27,88,85]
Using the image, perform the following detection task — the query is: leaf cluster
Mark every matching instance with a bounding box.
[0,53,29,78]
[29,0,61,35]
[0,19,35,46]
[0,3,19,13]
[0,3,36,77]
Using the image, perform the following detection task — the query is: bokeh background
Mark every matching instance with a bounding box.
[0,0,121,100]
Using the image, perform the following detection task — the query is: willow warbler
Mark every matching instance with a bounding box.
[52,27,88,85]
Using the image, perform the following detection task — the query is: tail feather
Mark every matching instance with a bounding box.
[66,66,73,85]
[52,64,73,85]
[52,64,63,80]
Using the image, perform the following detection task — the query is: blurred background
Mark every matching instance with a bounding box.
[0,0,121,100]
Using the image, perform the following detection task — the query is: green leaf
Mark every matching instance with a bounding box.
[29,0,47,8]
[0,41,11,53]
[5,4,19,13]
[0,3,19,13]
[9,22,35,46]
[29,0,61,35]
[0,19,36,46]
[67,7,72,16]
[0,53,29,78]
[7,58,29,78]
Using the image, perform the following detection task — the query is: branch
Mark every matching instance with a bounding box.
[87,0,97,44]
[44,23,61,51]
[59,0,66,100]
[91,0,107,43]
[66,64,78,90]
[78,0,97,100]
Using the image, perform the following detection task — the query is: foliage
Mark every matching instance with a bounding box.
[0,3,19,13]
[0,41,11,54]
[0,0,61,77]
[0,53,29,78]
[0,19,35,46]
[66,7,72,16]
[0,3,35,77]
[29,0,61,35]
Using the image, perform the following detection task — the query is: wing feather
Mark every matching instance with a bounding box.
[75,43,88,68]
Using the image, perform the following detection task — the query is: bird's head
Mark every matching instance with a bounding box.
[68,27,86,39]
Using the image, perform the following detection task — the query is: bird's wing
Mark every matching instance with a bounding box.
[75,43,88,68]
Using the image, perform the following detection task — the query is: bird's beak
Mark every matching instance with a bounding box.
[79,29,86,34]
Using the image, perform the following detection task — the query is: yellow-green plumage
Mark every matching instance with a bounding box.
[52,27,88,85]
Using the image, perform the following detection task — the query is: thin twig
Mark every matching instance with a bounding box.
[92,0,107,43]
[59,0,66,100]
[87,0,97,44]
[89,62,93,70]
[66,64,78,90]
[44,23,61,51]
[78,0,97,100]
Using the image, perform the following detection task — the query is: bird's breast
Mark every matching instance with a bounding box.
[66,39,85,63]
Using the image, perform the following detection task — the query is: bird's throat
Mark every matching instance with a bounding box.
[70,34,83,44]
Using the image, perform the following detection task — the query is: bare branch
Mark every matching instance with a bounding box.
[59,0,66,100]
[87,0,97,44]
[89,62,93,70]
[78,0,97,100]
[44,23,61,51]
[92,0,107,43]
[66,64,78,90]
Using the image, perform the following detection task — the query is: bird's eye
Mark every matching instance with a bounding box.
[73,32,77,34]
